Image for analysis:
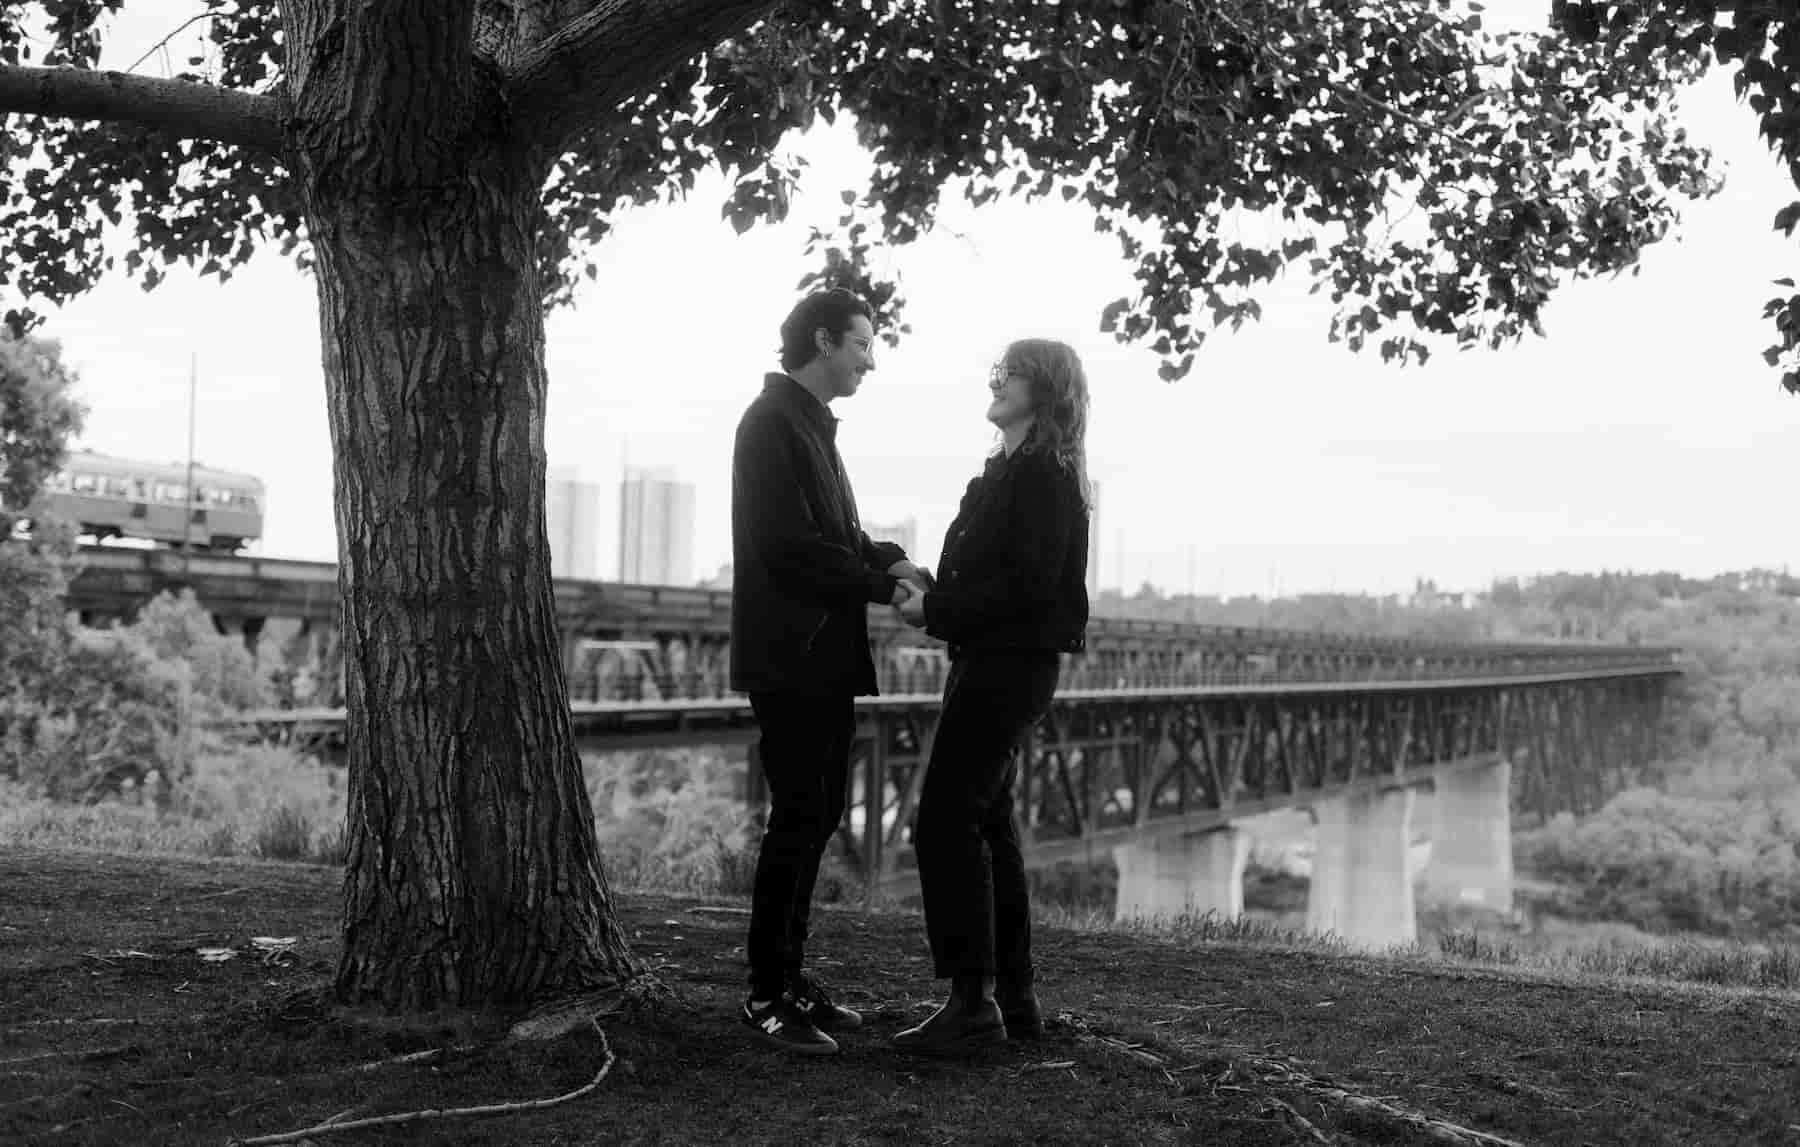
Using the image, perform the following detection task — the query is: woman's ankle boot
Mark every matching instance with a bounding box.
[893,975,1006,1056]
[996,974,1044,1039]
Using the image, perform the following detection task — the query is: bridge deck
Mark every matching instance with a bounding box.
[228,660,1681,732]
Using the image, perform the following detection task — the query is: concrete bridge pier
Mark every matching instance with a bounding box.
[1304,786,1417,949]
[1112,826,1250,922]
[1422,759,1514,913]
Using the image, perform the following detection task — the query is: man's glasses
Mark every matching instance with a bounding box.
[989,364,1024,386]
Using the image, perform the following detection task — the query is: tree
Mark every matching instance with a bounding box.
[0,1,1720,1012]
[1548,1,1800,394]
[0,330,83,711]
[0,330,83,530]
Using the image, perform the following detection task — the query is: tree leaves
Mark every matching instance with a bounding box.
[742,0,1722,374]
[0,331,85,518]
[0,0,1769,384]
[1774,200,1800,237]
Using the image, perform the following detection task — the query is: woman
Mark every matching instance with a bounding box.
[892,337,1092,1055]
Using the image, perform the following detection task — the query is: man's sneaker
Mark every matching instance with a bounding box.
[787,972,863,1031]
[741,996,838,1056]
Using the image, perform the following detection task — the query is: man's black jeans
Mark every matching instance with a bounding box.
[913,651,1061,980]
[745,690,855,999]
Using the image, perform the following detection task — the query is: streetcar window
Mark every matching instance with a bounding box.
[70,473,99,493]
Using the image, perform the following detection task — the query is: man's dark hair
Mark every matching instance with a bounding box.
[778,289,873,372]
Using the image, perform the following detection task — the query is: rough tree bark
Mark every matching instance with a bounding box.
[298,126,635,1010]
[279,1,630,1009]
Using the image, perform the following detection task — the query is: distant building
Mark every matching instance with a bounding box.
[618,466,696,586]
[864,516,918,559]
[1406,578,1477,610]
[1086,479,1102,598]
[546,466,601,580]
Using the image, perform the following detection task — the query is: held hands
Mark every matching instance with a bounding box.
[886,560,932,628]
[886,559,935,589]
[895,580,929,628]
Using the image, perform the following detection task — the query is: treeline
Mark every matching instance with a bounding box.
[1093,567,1800,646]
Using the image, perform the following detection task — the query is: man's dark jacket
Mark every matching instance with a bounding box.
[730,374,906,696]
[923,445,1090,656]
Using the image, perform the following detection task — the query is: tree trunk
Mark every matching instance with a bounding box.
[291,82,635,1010]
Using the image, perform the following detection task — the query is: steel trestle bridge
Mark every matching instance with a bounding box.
[70,546,1681,905]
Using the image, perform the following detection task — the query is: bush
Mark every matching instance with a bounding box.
[311,821,350,867]
[584,747,753,893]
[1518,756,1800,937]
[4,628,186,801]
[254,805,313,861]
[128,590,270,712]
[1,587,277,802]
[176,741,343,833]
[203,823,239,857]
[712,836,760,897]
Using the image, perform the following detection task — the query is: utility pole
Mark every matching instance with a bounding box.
[184,352,198,569]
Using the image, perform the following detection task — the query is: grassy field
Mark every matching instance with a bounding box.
[3,847,1799,1147]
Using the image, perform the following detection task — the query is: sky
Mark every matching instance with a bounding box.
[13,3,1799,597]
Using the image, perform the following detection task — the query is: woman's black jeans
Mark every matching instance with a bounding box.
[913,650,1060,981]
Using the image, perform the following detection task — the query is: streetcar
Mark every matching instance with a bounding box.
[18,450,264,553]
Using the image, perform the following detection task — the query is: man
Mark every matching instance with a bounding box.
[730,288,925,1056]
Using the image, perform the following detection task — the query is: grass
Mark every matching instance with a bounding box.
[4,846,1800,1147]
[11,782,1800,994]
[0,783,348,866]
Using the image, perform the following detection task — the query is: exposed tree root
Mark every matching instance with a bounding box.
[228,1017,615,1147]
[0,1044,132,1067]
[1068,1015,1527,1147]
[1234,1054,1528,1147]
[508,967,683,1042]
[1264,1095,1334,1145]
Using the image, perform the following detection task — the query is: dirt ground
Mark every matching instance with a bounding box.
[2,846,1797,1146]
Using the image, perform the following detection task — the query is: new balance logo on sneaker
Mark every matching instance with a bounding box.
[741,996,838,1056]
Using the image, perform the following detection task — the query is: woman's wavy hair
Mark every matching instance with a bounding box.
[999,338,1093,508]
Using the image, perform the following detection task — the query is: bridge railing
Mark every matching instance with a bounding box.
[564,648,1683,704]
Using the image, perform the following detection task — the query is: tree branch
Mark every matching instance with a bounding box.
[0,64,282,153]
[505,0,781,153]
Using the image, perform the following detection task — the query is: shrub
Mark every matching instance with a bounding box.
[254,805,313,861]
[176,741,343,833]
[1518,757,1800,937]
[1,586,273,802]
[584,747,753,893]
[310,821,350,867]
[128,590,270,712]
[4,628,185,801]
[712,836,759,897]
